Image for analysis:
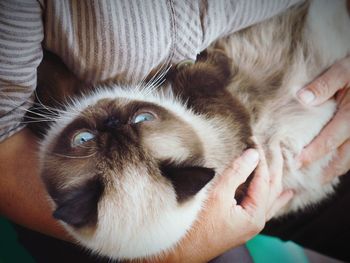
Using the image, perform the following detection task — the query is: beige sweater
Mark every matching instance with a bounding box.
[0,0,301,141]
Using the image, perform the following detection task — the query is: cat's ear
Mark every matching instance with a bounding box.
[196,49,233,81]
[161,165,215,202]
[168,49,233,95]
[52,178,103,228]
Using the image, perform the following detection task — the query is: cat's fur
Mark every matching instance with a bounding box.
[32,0,350,260]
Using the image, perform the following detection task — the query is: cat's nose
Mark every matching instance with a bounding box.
[104,116,120,130]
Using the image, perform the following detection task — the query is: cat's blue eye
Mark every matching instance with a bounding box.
[72,131,95,146]
[132,112,155,124]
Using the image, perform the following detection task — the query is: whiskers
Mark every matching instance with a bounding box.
[0,90,76,125]
[136,58,172,95]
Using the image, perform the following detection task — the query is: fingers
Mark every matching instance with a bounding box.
[297,57,350,106]
[265,143,293,220]
[269,143,284,186]
[267,143,284,204]
[240,144,270,218]
[216,148,260,192]
[323,139,350,184]
[266,190,294,221]
[297,109,350,166]
[240,142,293,221]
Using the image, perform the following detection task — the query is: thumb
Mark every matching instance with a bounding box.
[297,58,350,106]
[216,149,260,193]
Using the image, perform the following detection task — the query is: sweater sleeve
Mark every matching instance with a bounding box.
[0,0,43,142]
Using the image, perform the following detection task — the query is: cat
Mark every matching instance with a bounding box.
[30,0,350,260]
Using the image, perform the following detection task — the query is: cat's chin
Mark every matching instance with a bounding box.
[63,186,209,260]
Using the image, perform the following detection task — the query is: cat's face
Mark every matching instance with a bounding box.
[40,88,216,258]
[38,49,252,259]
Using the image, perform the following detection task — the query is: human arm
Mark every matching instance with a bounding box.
[0,128,71,241]
[297,56,350,181]
[0,0,69,240]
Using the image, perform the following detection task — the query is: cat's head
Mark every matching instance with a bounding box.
[40,88,217,258]
[38,49,249,259]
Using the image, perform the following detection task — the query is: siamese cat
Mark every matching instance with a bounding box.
[31,0,350,260]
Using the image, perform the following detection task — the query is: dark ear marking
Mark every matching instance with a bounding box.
[52,178,104,228]
[197,49,233,79]
[168,49,233,87]
[167,49,234,112]
[161,164,215,203]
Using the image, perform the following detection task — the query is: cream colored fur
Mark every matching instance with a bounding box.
[216,0,350,214]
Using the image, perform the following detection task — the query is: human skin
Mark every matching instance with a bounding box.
[164,143,293,263]
[297,56,350,182]
[0,129,70,241]
[296,1,350,181]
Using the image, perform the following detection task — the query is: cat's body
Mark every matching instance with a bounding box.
[33,0,350,260]
[214,0,350,214]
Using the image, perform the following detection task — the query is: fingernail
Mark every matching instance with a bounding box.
[243,149,260,165]
[297,89,315,105]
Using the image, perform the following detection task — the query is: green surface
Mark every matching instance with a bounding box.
[0,217,35,263]
[247,234,309,263]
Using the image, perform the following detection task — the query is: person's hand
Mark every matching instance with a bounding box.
[296,56,350,183]
[161,143,293,263]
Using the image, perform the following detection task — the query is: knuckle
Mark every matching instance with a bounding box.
[336,59,350,76]
[301,153,312,167]
[323,137,337,153]
[334,169,345,178]
[211,187,225,202]
[270,182,283,197]
[245,218,257,234]
[268,177,276,189]
[252,218,265,233]
[333,161,347,177]
[231,161,250,181]
[230,161,242,175]
[210,190,220,201]
[259,171,270,186]
[245,211,265,233]
[338,105,350,119]
[313,78,331,97]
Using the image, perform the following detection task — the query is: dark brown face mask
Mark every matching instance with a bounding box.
[41,98,216,229]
